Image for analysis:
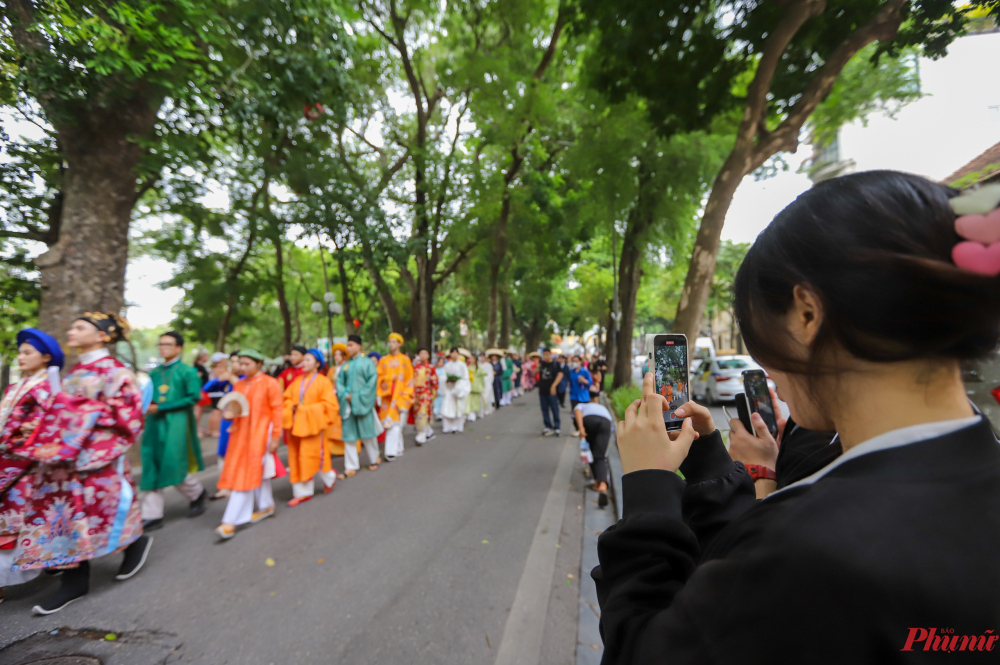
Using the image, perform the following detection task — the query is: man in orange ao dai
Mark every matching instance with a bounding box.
[215,349,283,540]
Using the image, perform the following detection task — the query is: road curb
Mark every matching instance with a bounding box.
[575,393,621,664]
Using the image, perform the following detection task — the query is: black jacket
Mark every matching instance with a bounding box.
[593,418,1000,663]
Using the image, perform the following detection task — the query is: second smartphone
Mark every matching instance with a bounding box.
[647,334,689,430]
[741,369,779,439]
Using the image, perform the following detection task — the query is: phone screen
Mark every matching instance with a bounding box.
[653,336,688,429]
[743,370,779,438]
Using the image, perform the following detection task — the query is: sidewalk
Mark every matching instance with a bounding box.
[576,392,621,664]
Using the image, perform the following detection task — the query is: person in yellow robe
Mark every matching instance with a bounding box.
[376,333,415,462]
[283,348,339,506]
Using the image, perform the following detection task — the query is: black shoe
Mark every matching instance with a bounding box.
[188,488,208,517]
[33,562,89,615]
[116,535,153,581]
[42,569,63,577]
[142,518,164,532]
[598,492,609,509]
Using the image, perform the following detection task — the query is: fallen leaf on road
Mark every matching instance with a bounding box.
[485,436,491,439]
[482,473,488,477]
[271,592,276,596]
[317,558,325,564]
[567,574,574,579]
[566,580,572,586]
[105,634,117,641]
[481,540,489,544]
[265,557,276,567]
[555,544,561,548]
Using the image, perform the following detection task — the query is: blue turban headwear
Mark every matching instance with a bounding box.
[16,328,65,369]
[306,348,326,370]
[367,351,381,361]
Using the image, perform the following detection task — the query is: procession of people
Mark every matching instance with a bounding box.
[0,309,612,615]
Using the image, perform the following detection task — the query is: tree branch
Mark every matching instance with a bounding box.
[433,240,478,287]
[752,0,907,167]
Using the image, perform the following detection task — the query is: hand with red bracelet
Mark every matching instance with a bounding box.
[728,387,786,470]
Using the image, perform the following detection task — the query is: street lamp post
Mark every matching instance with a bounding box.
[311,293,343,365]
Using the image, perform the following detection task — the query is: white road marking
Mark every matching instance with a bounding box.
[495,435,576,665]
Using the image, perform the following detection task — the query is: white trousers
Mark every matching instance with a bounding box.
[221,479,274,526]
[291,470,338,499]
[344,437,380,471]
[467,411,477,422]
[415,423,434,442]
[0,549,40,586]
[384,410,407,459]
[141,474,205,520]
[500,391,514,406]
[442,416,465,433]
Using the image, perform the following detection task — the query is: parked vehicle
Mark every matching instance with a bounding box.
[691,355,775,405]
[963,354,1000,434]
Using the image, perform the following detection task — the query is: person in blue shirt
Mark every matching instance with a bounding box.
[555,355,571,408]
[568,355,593,435]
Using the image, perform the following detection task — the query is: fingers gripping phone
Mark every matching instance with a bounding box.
[741,369,779,439]
[646,334,689,431]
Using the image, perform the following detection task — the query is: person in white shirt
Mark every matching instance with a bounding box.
[574,401,613,506]
[440,348,471,433]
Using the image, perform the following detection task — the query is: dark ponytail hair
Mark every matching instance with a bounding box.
[734,170,1000,376]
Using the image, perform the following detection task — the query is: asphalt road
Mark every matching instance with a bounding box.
[0,395,588,665]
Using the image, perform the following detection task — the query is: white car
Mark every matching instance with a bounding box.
[692,355,775,405]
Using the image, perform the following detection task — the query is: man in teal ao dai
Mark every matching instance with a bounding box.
[336,334,381,476]
[139,331,207,530]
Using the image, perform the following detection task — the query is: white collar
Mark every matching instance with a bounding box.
[767,416,983,499]
[163,357,180,366]
[79,348,110,365]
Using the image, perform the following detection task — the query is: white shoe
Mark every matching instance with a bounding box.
[424,434,436,442]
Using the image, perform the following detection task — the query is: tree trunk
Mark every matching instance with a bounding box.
[670,147,751,349]
[522,319,543,354]
[612,239,644,390]
[335,250,357,336]
[499,285,512,348]
[293,295,303,344]
[485,195,512,347]
[273,233,293,353]
[411,256,435,350]
[670,0,906,349]
[360,241,405,336]
[35,99,160,345]
[612,158,656,390]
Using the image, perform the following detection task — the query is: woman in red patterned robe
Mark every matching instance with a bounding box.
[10,313,152,615]
[411,347,439,444]
[0,329,64,601]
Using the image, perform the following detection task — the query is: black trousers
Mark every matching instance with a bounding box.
[557,390,567,407]
[583,415,612,485]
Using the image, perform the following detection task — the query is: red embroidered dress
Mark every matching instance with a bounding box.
[0,370,52,543]
[410,361,438,431]
[11,350,145,570]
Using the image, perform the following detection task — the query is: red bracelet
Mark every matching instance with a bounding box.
[744,464,777,482]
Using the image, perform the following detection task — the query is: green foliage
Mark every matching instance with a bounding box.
[576,0,967,139]
[609,384,642,420]
[808,44,923,151]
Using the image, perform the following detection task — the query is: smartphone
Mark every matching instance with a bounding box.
[742,369,779,439]
[647,334,689,430]
[733,393,754,434]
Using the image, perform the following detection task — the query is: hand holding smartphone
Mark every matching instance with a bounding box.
[740,369,779,439]
[646,334,689,431]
